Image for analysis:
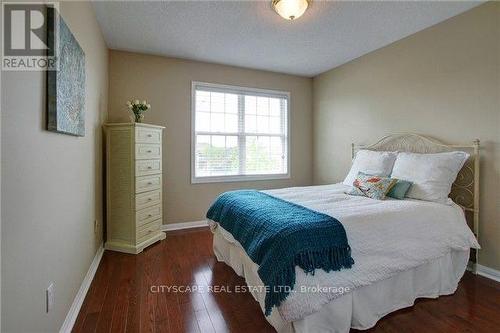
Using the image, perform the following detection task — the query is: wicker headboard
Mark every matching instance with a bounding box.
[352,133,480,271]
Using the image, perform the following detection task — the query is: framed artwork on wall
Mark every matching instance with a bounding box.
[46,7,86,136]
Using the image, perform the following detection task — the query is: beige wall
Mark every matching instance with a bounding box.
[108,51,313,224]
[313,2,500,270]
[1,1,108,331]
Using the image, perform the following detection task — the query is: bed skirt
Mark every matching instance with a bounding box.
[212,224,469,333]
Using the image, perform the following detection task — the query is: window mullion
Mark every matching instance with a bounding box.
[238,94,246,175]
[280,98,286,172]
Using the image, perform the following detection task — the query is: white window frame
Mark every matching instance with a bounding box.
[191,81,291,184]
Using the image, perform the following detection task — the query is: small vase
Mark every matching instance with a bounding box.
[134,113,144,123]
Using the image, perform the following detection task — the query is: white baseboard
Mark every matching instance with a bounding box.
[161,220,208,231]
[60,244,104,333]
[476,264,500,282]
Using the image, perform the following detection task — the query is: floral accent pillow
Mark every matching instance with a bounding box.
[347,172,397,200]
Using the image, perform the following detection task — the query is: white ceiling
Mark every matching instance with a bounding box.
[92,0,483,77]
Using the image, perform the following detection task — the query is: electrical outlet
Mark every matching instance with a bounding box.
[46,283,54,313]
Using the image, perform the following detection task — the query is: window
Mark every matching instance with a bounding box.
[192,82,290,183]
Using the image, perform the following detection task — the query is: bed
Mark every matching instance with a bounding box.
[209,133,480,333]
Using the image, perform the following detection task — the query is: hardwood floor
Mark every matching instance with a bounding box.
[73,228,500,333]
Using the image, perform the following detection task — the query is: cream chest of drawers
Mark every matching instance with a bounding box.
[104,123,166,254]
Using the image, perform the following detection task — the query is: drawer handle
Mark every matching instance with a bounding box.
[147,150,152,153]
[147,134,153,137]
[147,198,152,201]
[147,166,152,169]
[147,182,153,185]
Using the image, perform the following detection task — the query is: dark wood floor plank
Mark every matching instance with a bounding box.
[125,254,142,333]
[72,254,110,333]
[139,245,157,333]
[94,256,123,333]
[73,228,500,333]
[109,255,134,333]
[75,252,120,333]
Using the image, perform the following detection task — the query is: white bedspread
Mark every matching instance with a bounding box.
[252,183,479,322]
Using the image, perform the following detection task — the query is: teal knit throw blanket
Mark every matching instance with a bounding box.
[206,190,354,316]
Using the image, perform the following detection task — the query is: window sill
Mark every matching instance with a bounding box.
[191,173,291,184]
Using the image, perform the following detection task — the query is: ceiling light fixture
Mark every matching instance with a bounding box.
[272,0,309,21]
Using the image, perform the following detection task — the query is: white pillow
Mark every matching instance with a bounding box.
[343,150,398,186]
[390,151,469,203]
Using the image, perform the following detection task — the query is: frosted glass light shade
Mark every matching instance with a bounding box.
[272,0,309,21]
